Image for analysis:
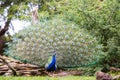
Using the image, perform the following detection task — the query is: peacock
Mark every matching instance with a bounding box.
[45,52,57,71]
[5,17,103,68]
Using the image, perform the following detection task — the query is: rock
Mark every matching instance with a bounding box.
[113,75,120,80]
[96,71,113,80]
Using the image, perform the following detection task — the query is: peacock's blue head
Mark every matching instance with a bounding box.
[52,51,56,57]
[52,53,56,58]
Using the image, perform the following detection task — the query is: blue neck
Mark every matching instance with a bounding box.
[47,54,56,71]
[51,54,56,64]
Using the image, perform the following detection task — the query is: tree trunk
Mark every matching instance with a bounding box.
[0,38,5,54]
[0,19,11,55]
[0,20,11,37]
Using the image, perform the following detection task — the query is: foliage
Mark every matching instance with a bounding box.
[5,17,103,67]
[0,0,28,20]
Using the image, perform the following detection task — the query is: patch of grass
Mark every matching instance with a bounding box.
[0,76,96,80]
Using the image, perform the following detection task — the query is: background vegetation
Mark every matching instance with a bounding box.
[0,0,120,76]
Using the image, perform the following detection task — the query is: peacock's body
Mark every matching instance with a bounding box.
[45,53,57,71]
[5,17,103,68]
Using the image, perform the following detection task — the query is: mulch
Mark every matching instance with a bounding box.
[0,56,82,76]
